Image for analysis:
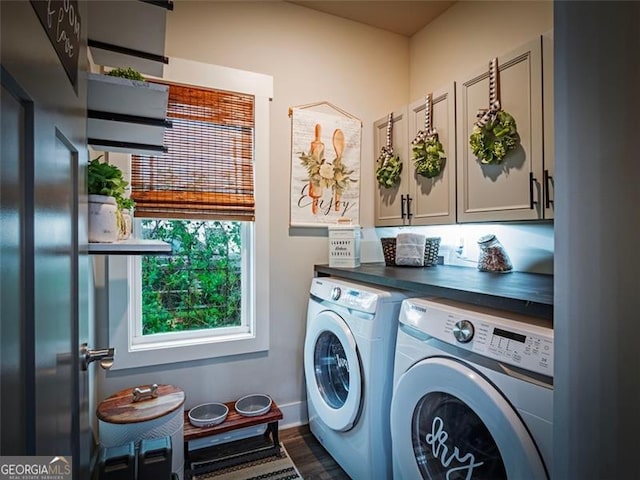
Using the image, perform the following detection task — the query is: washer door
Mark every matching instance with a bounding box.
[391,356,548,480]
[304,310,362,432]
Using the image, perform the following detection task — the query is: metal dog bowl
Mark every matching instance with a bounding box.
[188,402,229,428]
[235,394,272,417]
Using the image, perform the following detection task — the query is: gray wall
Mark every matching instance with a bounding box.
[554,2,640,478]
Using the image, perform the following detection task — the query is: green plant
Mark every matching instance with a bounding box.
[412,135,446,178]
[88,155,135,216]
[377,113,402,189]
[117,197,135,211]
[106,67,145,81]
[469,110,519,165]
[88,155,129,199]
[376,146,402,188]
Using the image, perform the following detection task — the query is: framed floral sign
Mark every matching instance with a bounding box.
[289,106,361,227]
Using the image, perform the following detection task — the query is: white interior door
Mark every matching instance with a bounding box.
[391,357,547,480]
[304,310,362,432]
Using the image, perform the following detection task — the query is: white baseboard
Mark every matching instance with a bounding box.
[278,400,308,430]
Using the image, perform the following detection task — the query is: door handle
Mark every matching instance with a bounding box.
[80,343,115,371]
[400,194,406,219]
[406,195,413,220]
[544,169,554,208]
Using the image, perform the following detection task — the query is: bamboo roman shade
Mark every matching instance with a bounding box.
[131,81,255,221]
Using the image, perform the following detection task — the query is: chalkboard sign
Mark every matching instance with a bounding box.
[30,0,81,90]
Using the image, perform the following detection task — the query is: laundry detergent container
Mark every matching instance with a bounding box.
[97,384,185,479]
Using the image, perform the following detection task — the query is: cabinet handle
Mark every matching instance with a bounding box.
[544,169,554,208]
[400,194,406,219]
[406,195,413,219]
[529,172,538,210]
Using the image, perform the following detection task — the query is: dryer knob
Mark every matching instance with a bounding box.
[330,287,342,301]
[453,320,474,343]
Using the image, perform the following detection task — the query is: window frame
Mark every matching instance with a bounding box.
[106,58,272,370]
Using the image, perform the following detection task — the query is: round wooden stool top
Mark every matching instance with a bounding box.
[97,384,185,424]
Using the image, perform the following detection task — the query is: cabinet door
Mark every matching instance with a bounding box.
[456,38,543,222]
[407,83,457,225]
[542,32,554,219]
[374,108,409,226]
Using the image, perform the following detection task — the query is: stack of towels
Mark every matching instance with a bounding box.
[395,233,426,267]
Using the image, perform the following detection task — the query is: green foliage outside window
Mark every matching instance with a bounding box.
[141,220,242,335]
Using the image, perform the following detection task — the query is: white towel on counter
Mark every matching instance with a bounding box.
[395,233,426,267]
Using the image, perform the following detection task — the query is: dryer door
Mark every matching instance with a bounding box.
[304,310,362,432]
[391,356,548,480]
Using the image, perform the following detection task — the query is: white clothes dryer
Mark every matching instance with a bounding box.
[305,277,410,480]
[391,298,553,480]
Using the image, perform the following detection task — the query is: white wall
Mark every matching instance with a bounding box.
[409,1,553,98]
[97,1,409,426]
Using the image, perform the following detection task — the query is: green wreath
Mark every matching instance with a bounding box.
[413,135,446,178]
[376,146,402,188]
[469,110,519,165]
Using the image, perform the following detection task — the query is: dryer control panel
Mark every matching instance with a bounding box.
[400,298,553,377]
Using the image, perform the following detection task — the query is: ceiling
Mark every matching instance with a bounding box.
[287,1,456,37]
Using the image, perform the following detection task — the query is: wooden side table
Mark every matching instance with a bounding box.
[183,400,283,478]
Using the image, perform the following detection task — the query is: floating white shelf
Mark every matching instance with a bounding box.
[87,73,170,155]
[88,73,169,118]
[88,239,172,255]
[88,1,172,77]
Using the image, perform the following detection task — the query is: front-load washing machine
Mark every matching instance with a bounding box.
[391,297,553,480]
[305,277,410,480]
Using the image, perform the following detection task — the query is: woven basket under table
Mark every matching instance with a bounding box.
[380,236,441,267]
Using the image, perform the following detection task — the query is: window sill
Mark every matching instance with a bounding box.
[88,239,171,255]
[109,331,269,371]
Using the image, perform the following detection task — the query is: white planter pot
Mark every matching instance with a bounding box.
[89,194,119,243]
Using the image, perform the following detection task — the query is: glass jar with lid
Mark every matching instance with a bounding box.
[477,234,513,273]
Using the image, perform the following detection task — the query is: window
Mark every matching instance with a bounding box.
[137,219,246,336]
[107,58,272,370]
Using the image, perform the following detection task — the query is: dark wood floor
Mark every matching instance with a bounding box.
[280,424,351,480]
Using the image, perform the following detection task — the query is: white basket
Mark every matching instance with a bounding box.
[328,224,362,268]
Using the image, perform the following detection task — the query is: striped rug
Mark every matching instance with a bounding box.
[193,444,302,480]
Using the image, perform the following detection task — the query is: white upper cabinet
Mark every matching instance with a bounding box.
[456,37,549,222]
[374,82,456,226]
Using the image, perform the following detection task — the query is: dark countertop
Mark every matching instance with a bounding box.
[314,263,553,321]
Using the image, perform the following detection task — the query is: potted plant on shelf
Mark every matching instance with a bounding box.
[88,155,134,243]
[105,67,145,82]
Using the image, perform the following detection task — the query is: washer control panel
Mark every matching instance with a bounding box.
[401,298,553,376]
[311,279,381,314]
